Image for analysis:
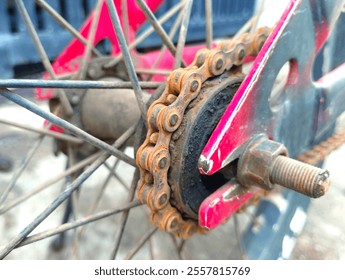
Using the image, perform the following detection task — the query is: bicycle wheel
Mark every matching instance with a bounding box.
[0,0,310,260]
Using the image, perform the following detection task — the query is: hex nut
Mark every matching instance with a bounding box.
[237,136,288,190]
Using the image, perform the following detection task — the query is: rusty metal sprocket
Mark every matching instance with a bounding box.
[168,70,244,220]
[136,27,271,239]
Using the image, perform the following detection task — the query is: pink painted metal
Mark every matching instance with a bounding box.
[36,0,211,98]
[36,0,164,100]
[199,0,300,175]
[198,0,345,228]
[199,182,253,230]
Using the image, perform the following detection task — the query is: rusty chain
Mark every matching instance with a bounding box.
[298,129,345,165]
[136,27,271,239]
[136,25,345,239]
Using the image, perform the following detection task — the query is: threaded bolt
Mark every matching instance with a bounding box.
[270,156,330,198]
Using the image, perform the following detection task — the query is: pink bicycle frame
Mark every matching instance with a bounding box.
[199,0,345,229]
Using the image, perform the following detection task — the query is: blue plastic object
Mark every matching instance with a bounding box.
[136,0,256,49]
[0,0,94,78]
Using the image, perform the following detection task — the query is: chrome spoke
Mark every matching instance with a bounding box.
[170,235,184,260]
[34,0,102,57]
[0,90,136,167]
[77,0,103,80]
[0,125,135,259]
[14,0,73,117]
[105,1,184,68]
[104,161,129,190]
[148,233,155,259]
[15,201,141,248]
[110,169,139,259]
[135,68,171,76]
[233,215,247,260]
[145,9,184,81]
[0,118,83,144]
[0,79,162,89]
[124,227,158,260]
[0,136,44,208]
[0,153,102,215]
[105,0,147,121]
[73,157,125,252]
[122,0,129,43]
[173,0,193,69]
[135,0,186,67]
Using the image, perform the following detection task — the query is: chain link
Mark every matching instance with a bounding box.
[298,129,345,165]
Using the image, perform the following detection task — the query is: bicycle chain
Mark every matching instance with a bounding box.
[136,27,271,239]
[298,129,345,165]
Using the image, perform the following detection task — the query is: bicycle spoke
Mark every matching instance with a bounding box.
[0,152,102,215]
[67,145,81,221]
[0,136,44,208]
[121,0,129,43]
[34,0,102,57]
[148,233,155,259]
[124,227,158,260]
[173,0,193,69]
[104,161,129,190]
[14,0,73,117]
[78,0,103,80]
[14,200,141,248]
[73,158,124,242]
[0,118,83,144]
[110,169,139,259]
[135,69,171,76]
[205,0,213,49]
[71,155,129,258]
[0,125,135,259]
[105,0,147,121]
[170,235,184,260]
[0,90,136,167]
[105,1,184,68]
[0,79,162,89]
[68,149,82,260]
[233,215,247,260]
[145,10,184,81]
[250,0,265,37]
[0,107,59,208]
[135,0,186,67]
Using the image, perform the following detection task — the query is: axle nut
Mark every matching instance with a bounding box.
[238,136,287,190]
